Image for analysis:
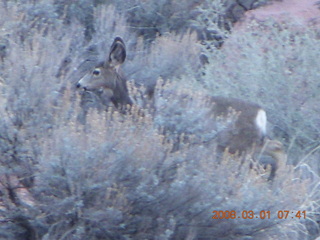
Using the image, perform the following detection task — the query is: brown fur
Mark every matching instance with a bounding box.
[76,37,132,111]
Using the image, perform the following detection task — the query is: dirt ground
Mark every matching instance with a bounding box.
[243,0,320,26]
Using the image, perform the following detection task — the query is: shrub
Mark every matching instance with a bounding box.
[0,1,319,240]
[200,20,320,171]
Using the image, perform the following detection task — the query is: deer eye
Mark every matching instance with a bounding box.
[92,68,101,76]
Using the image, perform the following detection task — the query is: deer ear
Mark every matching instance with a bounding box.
[108,37,126,68]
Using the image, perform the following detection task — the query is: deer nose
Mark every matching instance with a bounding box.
[76,83,87,91]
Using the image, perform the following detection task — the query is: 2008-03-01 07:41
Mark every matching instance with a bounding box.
[212,210,307,220]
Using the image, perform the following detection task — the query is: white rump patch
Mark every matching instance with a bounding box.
[255,109,267,136]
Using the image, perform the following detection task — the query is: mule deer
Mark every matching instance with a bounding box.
[154,86,286,180]
[208,96,286,180]
[76,37,286,180]
[76,37,132,111]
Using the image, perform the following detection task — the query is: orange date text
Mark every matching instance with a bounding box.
[212,210,306,220]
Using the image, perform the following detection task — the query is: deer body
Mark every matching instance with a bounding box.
[209,96,286,180]
[76,37,286,180]
[210,96,267,154]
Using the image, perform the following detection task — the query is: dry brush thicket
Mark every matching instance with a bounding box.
[201,21,320,171]
[0,1,319,240]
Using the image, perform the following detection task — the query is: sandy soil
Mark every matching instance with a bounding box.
[243,0,320,26]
